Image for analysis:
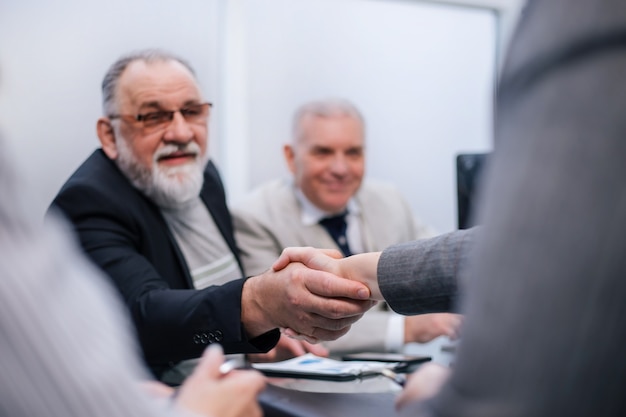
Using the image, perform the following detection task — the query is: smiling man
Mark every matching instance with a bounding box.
[233,99,461,359]
[49,51,374,384]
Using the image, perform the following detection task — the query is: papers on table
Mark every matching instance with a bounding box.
[252,353,399,381]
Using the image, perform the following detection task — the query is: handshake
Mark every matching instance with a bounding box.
[240,247,384,344]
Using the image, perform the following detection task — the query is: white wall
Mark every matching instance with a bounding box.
[0,0,521,231]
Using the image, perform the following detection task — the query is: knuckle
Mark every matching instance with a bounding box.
[325,301,342,319]
[321,325,351,341]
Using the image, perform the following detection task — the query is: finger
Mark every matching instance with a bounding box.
[282,328,299,338]
[284,336,308,356]
[283,328,310,341]
[283,326,351,345]
[231,374,266,416]
[395,363,450,409]
[272,247,343,272]
[305,295,377,322]
[220,370,267,414]
[272,247,317,272]
[300,335,321,344]
[195,343,225,379]
[288,319,353,342]
[305,325,349,342]
[444,314,463,339]
[227,369,267,392]
[448,324,462,340]
[282,300,375,339]
[301,268,370,300]
[303,340,329,357]
[395,387,414,410]
[282,328,321,344]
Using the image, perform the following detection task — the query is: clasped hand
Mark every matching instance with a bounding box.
[241,248,378,344]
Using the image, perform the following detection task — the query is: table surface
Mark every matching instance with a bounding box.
[258,336,457,417]
[259,378,400,417]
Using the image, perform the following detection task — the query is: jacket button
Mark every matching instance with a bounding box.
[193,333,211,345]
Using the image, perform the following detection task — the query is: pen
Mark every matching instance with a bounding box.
[219,356,246,375]
[171,357,244,400]
[380,368,406,387]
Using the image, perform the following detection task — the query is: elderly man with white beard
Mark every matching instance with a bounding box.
[49,49,374,385]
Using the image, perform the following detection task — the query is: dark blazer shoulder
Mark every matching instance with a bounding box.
[51,149,164,229]
[56,149,135,197]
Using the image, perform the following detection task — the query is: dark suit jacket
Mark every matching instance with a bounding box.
[50,150,278,377]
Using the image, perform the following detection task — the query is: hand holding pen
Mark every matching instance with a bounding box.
[173,345,266,417]
[218,355,248,375]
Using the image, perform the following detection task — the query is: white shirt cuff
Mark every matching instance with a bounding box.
[384,313,405,352]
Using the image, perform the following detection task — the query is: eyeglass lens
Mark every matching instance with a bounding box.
[139,103,211,128]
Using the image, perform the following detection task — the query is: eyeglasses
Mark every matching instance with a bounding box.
[108,102,212,132]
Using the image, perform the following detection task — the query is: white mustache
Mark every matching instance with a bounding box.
[154,142,201,160]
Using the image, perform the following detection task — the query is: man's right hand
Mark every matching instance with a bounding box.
[271,247,384,300]
[241,256,376,342]
[404,313,463,344]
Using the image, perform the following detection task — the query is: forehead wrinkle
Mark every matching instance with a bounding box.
[123,83,202,110]
[300,129,364,151]
[302,113,362,134]
[116,61,203,112]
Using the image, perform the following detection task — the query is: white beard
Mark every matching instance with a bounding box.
[115,136,207,209]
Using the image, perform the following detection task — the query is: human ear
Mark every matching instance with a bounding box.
[97,118,118,160]
[283,144,296,174]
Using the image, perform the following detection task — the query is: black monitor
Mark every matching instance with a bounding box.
[456,153,489,229]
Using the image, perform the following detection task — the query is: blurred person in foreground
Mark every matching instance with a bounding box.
[233,98,460,361]
[0,131,265,417]
[274,0,626,415]
[48,49,374,384]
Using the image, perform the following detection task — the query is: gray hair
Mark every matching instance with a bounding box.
[292,98,365,143]
[101,49,196,116]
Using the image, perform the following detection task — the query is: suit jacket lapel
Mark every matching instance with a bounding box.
[200,161,245,276]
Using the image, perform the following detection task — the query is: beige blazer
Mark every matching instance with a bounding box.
[232,178,435,352]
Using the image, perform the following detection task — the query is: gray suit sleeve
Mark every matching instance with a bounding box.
[406,1,626,416]
[377,229,475,315]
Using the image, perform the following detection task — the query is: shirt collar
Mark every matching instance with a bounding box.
[293,183,361,226]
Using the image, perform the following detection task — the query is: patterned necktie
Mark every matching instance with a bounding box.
[319,211,352,256]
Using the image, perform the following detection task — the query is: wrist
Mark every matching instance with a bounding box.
[342,252,383,299]
[241,275,274,338]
